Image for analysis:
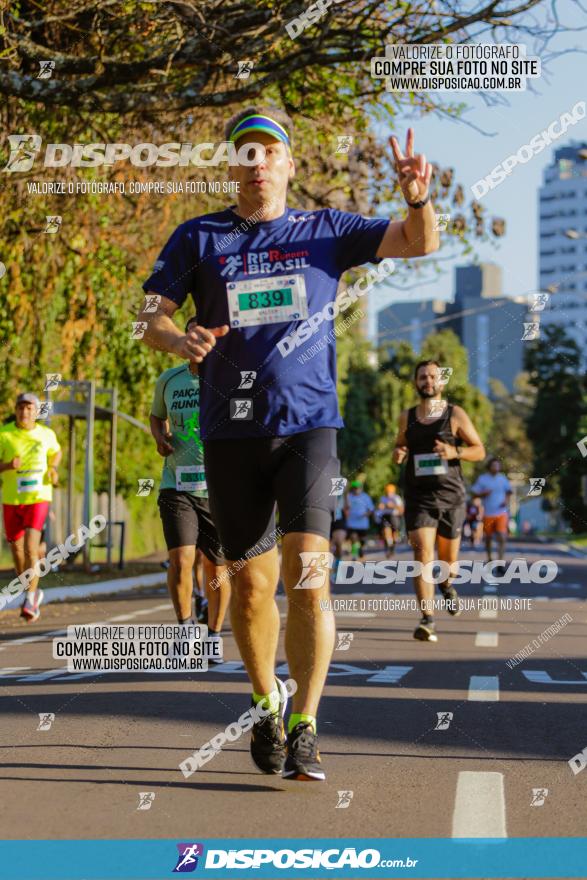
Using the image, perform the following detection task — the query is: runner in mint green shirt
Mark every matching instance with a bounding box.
[150,319,229,643]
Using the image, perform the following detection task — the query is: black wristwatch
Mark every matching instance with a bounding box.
[405,195,430,209]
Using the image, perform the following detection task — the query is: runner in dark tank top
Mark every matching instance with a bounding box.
[393,360,485,643]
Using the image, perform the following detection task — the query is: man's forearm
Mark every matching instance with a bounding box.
[0,461,13,473]
[457,444,485,462]
[141,311,183,355]
[402,201,439,257]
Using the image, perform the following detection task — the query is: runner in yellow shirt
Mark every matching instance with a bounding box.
[0,393,62,622]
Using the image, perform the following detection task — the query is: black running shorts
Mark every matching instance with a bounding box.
[203,428,340,560]
[404,504,466,539]
[157,490,225,564]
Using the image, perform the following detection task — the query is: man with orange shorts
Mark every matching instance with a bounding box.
[472,458,512,576]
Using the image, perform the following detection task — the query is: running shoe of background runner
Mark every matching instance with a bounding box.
[21,589,44,623]
[195,592,208,624]
[283,722,326,782]
[439,582,462,616]
[207,632,224,665]
[413,616,437,642]
[250,678,288,774]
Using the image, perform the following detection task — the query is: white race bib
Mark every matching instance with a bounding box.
[413,453,449,477]
[17,470,43,494]
[175,465,207,493]
[227,274,308,328]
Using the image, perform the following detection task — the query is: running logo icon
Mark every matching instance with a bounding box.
[37,713,55,731]
[137,478,155,496]
[230,399,253,420]
[330,477,347,496]
[435,712,453,730]
[37,401,53,419]
[143,294,161,313]
[522,322,540,341]
[44,215,62,234]
[527,478,545,496]
[131,321,148,339]
[335,631,353,651]
[529,292,550,312]
[238,371,256,390]
[173,843,204,872]
[438,366,453,386]
[37,60,55,79]
[294,552,333,589]
[137,792,155,810]
[434,214,451,231]
[336,790,354,809]
[236,60,254,79]
[336,136,354,154]
[2,134,42,173]
[530,788,548,806]
[43,373,61,391]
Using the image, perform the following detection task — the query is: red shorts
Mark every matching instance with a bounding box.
[3,502,50,543]
[483,513,508,536]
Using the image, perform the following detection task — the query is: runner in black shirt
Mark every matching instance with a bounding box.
[393,361,485,642]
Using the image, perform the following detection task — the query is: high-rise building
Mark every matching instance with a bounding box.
[444,264,530,395]
[376,263,530,395]
[538,142,587,355]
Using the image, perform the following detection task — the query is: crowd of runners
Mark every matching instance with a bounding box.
[0,107,517,782]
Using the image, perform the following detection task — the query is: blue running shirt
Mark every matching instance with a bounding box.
[143,207,389,439]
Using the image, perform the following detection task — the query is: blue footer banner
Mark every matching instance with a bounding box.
[1,838,587,879]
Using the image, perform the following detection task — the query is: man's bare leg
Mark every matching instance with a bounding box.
[408,527,436,614]
[167,545,196,622]
[202,557,230,632]
[22,529,42,595]
[281,532,335,718]
[229,547,280,696]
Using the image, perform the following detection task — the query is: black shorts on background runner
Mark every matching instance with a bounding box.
[204,428,340,560]
[404,504,466,539]
[157,490,225,563]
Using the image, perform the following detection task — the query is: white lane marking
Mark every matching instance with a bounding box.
[452,771,506,838]
[468,675,500,701]
[0,666,32,676]
[17,668,69,682]
[128,604,171,616]
[280,611,376,618]
[522,670,587,685]
[108,615,136,622]
[479,607,498,619]
[475,632,499,648]
[0,628,68,651]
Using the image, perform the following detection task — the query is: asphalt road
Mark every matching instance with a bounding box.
[0,538,585,860]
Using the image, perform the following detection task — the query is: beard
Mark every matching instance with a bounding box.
[417,386,437,399]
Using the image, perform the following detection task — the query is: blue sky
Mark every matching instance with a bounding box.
[368,2,587,337]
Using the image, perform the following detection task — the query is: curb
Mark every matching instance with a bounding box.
[2,572,167,610]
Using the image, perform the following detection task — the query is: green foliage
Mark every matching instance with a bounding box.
[339,328,494,497]
[525,325,587,532]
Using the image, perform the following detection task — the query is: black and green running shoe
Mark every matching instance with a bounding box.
[250,678,288,774]
[283,722,326,782]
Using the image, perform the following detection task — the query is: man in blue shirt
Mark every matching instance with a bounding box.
[472,458,513,573]
[140,106,440,781]
[344,481,374,560]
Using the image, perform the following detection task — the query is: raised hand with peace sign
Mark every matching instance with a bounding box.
[375,127,440,259]
[390,127,433,207]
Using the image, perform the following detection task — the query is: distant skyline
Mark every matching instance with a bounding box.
[367,8,587,339]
